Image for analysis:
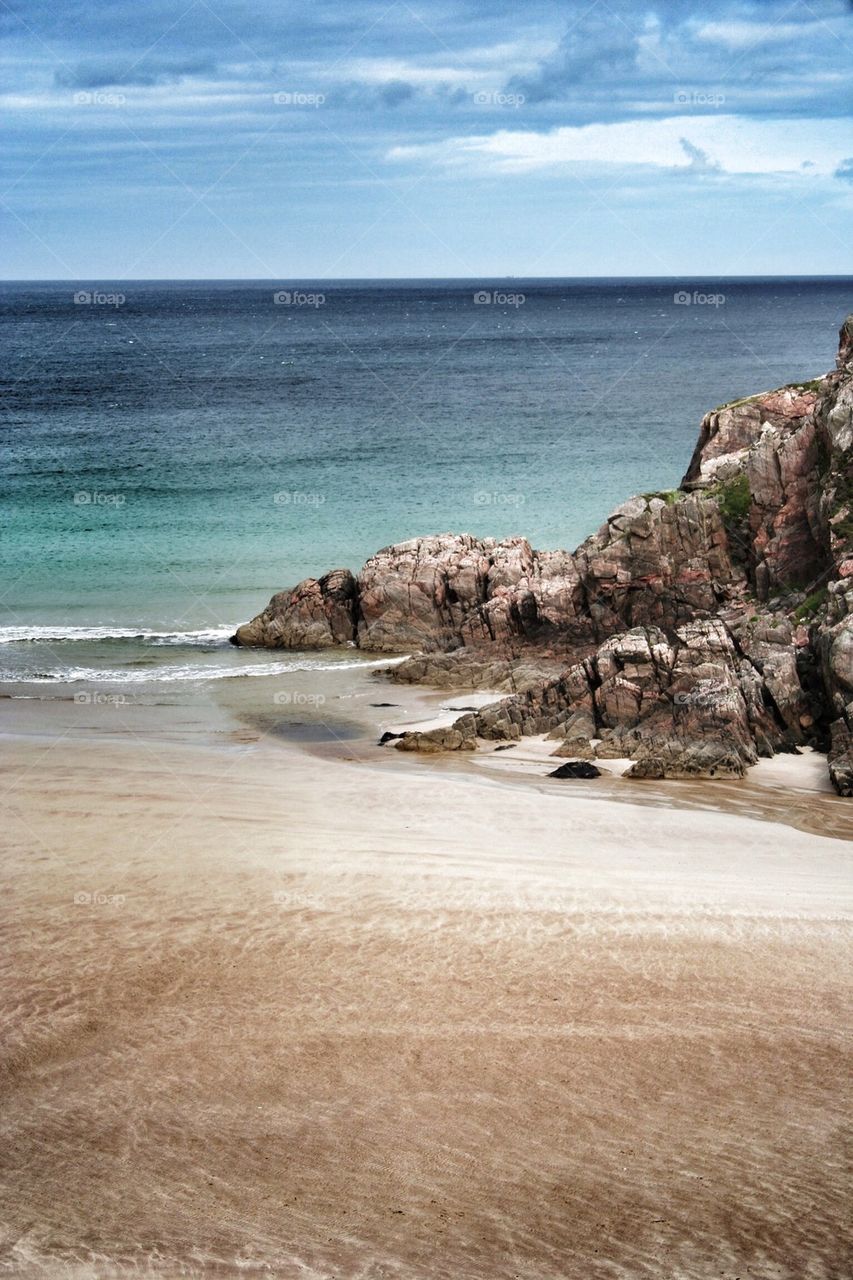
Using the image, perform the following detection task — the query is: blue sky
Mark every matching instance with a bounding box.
[2,0,852,277]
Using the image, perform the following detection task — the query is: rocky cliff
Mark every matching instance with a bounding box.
[233,316,853,793]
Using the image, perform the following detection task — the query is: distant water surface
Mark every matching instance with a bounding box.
[1,276,850,688]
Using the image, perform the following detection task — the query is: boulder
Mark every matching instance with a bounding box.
[625,743,747,780]
[393,715,478,753]
[549,760,602,779]
[232,569,357,648]
[357,534,492,652]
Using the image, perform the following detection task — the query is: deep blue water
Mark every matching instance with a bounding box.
[1,277,850,686]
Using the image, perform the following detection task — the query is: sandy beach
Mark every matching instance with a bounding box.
[2,697,851,1279]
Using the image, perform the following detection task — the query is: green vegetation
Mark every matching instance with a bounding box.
[641,489,680,506]
[784,378,823,394]
[708,473,752,569]
[834,511,853,544]
[713,473,751,523]
[793,587,828,622]
[714,391,762,412]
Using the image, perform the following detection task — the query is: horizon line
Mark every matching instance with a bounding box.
[3,273,853,284]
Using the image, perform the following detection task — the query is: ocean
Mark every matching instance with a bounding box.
[1,276,851,697]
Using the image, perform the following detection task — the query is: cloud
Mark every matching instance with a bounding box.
[2,0,852,279]
[388,116,853,180]
[3,0,851,132]
[379,80,416,107]
[54,57,219,88]
[695,19,822,50]
[679,136,721,173]
[505,1,853,121]
[509,8,640,102]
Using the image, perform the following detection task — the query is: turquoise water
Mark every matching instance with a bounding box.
[2,276,850,689]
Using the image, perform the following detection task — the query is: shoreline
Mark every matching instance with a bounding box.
[3,679,852,843]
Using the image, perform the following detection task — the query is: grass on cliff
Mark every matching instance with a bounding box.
[641,489,681,505]
[715,391,763,411]
[793,587,829,622]
[709,473,752,568]
[784,378,824,394]
[713,473,752,523]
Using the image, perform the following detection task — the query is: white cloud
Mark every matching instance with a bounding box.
[387,115,853,178]
[338,57,485,86]
[335,39,552,89]
[695,19,824,50]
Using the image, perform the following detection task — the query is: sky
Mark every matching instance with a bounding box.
[2,0,852,278]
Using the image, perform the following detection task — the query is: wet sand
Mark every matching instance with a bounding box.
[1,705,852,1278]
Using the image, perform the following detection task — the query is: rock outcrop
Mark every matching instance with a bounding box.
[682,385,819,491]
[234,316,853,792]
[682,382,827,597]
[234,494,745,658]
[465,615,809,775]
[391,715,478,754]
[233,569,358,648]
[573,491,742,636]
[818,585,853,796]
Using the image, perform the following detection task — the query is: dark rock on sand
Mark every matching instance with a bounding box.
[549,761,602,779]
